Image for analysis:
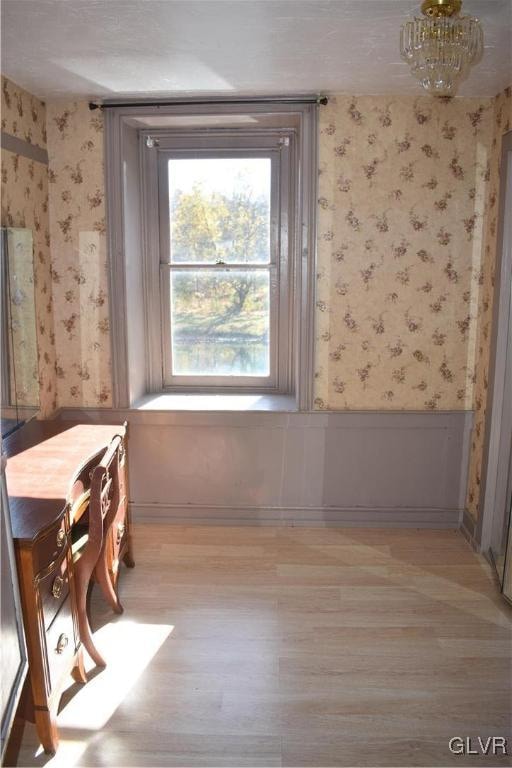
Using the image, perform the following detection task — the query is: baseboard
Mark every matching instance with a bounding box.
[131,503,462,528]
[460,508,480,551]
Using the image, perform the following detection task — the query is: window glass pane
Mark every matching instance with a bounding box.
[170,269,270,377]
[169,158,271,264]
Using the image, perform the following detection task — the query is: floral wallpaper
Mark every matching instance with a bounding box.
[465,85,512,521]
[1,75,47,149]
[46,100,112,407]
[1,77,57,417]
[314,94,494,411]
[40,93,500,418]
[3,76,509,527]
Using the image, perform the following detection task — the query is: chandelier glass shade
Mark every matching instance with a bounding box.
[400,0,483,96]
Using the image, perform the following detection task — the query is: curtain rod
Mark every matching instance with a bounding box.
[89,95,328,111]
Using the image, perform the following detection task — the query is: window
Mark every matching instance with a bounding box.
[160,152,282,390]
[105,103,317,409]
[143,128,296,395]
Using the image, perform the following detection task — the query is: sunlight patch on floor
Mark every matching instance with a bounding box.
[25,620,173,767]
[59,620,174,731]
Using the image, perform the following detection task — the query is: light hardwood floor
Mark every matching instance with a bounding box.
[13,524,512,767]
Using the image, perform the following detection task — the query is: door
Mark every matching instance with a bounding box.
[489,350,512,596]
[489,236,512,591]
[501,492,512,600]
[479,130,512,603]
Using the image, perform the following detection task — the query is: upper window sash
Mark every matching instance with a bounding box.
[157,149,281,269]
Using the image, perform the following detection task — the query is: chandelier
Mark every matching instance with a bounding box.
[400,0,484,96]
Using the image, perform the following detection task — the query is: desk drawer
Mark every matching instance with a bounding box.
[37,550,70,631]
[116,450,128,554]
[46,594,76,694]
[33,517,68,575]
[110,496,128,574]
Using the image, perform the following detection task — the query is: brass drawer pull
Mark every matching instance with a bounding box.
[55,634,68,654]
[52,576,64,599]
[56,529,66,548]
[116,522,126,544]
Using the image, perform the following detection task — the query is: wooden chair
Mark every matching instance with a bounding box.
[71,436,123,667]
[91,435,126,616]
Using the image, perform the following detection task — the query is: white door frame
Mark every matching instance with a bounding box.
[477,131,512,553]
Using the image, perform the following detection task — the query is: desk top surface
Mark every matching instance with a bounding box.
[4,420,126,542]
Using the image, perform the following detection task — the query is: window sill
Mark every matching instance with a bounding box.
[132,393,298,412]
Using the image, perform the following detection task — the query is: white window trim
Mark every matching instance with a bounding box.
[104,101,318,411]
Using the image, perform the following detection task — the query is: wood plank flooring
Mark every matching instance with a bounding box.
[13,525,512,767]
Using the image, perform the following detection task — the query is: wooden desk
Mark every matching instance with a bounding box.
[4,420,133,754]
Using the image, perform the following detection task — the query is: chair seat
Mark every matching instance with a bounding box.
[71,525,89,561]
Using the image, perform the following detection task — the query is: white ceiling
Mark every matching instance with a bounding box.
[1,0,511,100]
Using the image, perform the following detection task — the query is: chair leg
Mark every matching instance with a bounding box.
[94,555,124,614]
[75,571,106,667]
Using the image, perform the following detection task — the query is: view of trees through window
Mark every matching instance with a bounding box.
[168,158,272,378]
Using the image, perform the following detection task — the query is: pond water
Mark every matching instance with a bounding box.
[172,336,269,377]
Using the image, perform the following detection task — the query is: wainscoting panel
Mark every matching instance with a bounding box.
[57,408,473,528]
